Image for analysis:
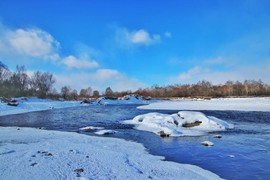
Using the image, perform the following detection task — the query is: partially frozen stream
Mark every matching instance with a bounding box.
[1,105,269,180]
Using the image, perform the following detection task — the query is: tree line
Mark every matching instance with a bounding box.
[135,80,270,98]
[0,62,56,98]
[1,61,270,99]
[0,62,107,100]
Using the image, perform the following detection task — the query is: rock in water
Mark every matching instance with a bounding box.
[213,134,222,138]
[201,141,214,146]
[159,130,170,138]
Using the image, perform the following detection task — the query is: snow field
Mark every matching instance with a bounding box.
[138,97,270,112]
[0,127,221,180]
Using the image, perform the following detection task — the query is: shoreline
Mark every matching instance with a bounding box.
[1,97,270,117]
[0,126,222,179]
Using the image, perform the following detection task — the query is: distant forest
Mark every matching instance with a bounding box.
[1,61,270,99]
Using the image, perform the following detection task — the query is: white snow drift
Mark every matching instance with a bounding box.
[95,129,118,135]
[124,111,233,136]
[0,97,82,116]
[0,127,221,180]
[79,126,104,132]
[138,97,270,112]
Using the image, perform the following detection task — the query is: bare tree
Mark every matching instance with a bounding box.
[71,89,78,100]
[31,71,55,98]
[0,61,9,82]
[93,90,100,97]
[79,87,92,98]
[61,86,71,100]
[10,65,29,96]
[105,87,113,97]
[86,87,92,97]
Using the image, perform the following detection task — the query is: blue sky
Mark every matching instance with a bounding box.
[0,0,270,92]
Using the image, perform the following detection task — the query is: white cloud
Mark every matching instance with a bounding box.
[61,55,99,69]
[115,27,161,47]
[204,56,225,65]
[130,29,160,45]
[177,66,209,81]
[95,69,119,81]
[54,68,147,92]
[0,27,60,60]
[172,62,270,85]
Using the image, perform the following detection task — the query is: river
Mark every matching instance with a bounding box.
[0,104,269,180]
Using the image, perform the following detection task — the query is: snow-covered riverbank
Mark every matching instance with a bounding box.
[2,97,268,117]
[138,97,270,112]
[0,98,82,116]
[0,127,221,180]
[0,95,154,116]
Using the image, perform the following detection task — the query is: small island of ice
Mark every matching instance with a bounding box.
[124,111,233,137]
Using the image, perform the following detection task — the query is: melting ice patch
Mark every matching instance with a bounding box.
[124,111,234,137]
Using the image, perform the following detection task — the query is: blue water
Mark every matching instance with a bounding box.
[0,105,270,180]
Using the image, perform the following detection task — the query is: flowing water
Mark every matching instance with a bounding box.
[0,104,269,180]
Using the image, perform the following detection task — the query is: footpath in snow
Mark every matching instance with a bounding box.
[0,127,221,180]
[138,97,270,112]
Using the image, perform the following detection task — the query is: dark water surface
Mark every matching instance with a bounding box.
[0,105,270,180]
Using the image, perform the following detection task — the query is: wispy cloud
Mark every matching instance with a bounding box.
[0,26,60,60]
[54,68,147,92]
[204,56,225,65]
[115,27,161,48]
[129,29,160,45]
[61,55,99,69]
[177,66,209,81]
[171,61,270,85]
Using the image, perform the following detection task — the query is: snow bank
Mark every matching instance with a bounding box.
[138,97,270,112]
[0,97,82,116]
[95,129,118,135]
[0,95,157,116]
[96,95,154,105]
[0,127,221,179]
[124,111,233,137]
[79,126,104,132]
